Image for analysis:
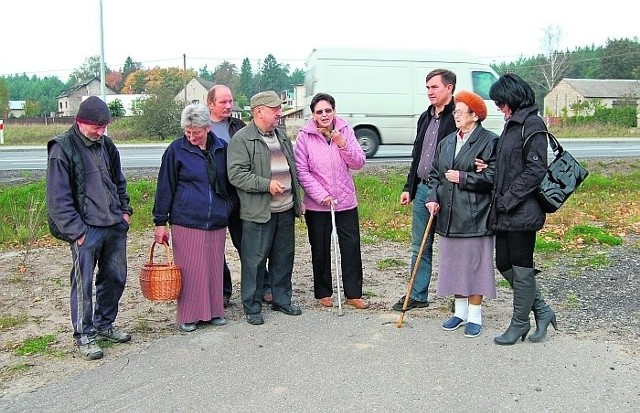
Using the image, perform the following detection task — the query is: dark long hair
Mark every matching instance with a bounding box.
[489,73,536,113]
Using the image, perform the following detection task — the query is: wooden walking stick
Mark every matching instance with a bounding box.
[397,213,435,328]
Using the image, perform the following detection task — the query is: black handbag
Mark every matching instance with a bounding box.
[524,130,589,213]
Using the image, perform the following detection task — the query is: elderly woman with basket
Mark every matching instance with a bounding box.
[153,103,236,332]
[294,92,369,310]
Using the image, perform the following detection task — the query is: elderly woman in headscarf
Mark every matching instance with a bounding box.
[424,91,499,338]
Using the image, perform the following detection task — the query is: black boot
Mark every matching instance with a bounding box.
[529,287,558,343]
[501,268,514,288]
[494,266,537,345]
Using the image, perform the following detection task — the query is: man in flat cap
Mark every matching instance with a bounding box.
[46,96,133,360]
[227,91,303,325]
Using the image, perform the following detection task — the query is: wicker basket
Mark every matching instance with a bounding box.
[139,242,182,301]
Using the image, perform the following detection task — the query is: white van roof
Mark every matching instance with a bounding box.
[307,47,481,64]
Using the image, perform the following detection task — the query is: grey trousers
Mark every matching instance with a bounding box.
[240,209,295,315]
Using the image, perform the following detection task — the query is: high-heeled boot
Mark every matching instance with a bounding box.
[529,288,558,343]
[494,266,537,345]
[501,268,514,288]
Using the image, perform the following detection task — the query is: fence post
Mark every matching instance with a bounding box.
[0,119,4,144]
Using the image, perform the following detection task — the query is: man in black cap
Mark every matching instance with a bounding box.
[46,96,133,360]
[227,91,303,325]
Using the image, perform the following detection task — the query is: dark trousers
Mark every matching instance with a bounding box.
[69,221,128,345]
[305,208,363,299]
[240,209,295,314]
[495,230,536,272]
[223,208,270,297]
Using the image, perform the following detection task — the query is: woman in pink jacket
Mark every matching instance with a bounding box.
[295,93,369,310]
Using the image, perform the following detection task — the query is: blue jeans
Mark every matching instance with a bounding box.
[408,182,434,302]
[70,221,129,345]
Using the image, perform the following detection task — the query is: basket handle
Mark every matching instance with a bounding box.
[148,241,174,266]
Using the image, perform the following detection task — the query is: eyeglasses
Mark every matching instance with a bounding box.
[494,101,505,109]
[314,108,334,115]
[452,110,472,116]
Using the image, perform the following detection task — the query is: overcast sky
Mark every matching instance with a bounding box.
[2,0,637,81]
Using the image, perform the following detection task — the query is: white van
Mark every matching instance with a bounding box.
[303,47,504,157]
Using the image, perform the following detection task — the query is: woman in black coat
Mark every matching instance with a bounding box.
[425,91,498,339]
[487,73,557,345]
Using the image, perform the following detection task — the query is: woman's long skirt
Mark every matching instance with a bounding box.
[171,224,226,324]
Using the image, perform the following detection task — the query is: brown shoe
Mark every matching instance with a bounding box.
[318,297,333,307]
[345,298,369,309]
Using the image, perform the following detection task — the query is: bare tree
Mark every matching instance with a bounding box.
[535,25,570,91]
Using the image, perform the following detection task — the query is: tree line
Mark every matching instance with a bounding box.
[0,53,304,118]
[1,37,639,119]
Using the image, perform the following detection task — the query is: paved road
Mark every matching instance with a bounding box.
[2,138,640,170]
[0,310,637,412]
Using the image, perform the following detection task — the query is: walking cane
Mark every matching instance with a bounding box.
[330,201,344,316]
[397,212,435,328]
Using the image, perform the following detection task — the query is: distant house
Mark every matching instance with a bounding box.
[175,78,215,105]
[8,100,26,118]
[281,85,307,121]
[544,78,640,117]
[175,78,242,118]
[56,77,117,117]
[82,94,149,117]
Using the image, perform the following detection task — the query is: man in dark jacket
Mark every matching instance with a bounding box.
[207,85,272,307]
[392,69,458,311]
[46,96,133,360]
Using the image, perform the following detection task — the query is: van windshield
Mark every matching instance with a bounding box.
[472,71,498,100]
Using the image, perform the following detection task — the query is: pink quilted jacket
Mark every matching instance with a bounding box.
[294,116,365,212]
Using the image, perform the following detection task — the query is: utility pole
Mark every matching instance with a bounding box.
[99,0,106,101]
[183,54,187,103]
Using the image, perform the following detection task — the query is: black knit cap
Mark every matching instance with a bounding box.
[76,96,111,126]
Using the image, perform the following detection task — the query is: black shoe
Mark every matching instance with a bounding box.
[391,296,429,312]
[271,303,302,316]
[246,313,264,325]
[97,327,131,343]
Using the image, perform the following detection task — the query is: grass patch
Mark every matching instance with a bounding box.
[575,251,611,269]
[536,237,563,252]
[565,225,623,246]
[4,362,29,374]
[0,163,638,257]
[14,334,55,356]
[497,279,510,288]
[0,313,29,330]
[132,317,152,333]
[363,290,378,298]
[565,293,580,309]
[376,258,405,270]
[355,173,411,243]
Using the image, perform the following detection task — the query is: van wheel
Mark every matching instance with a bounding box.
[356,128,379,158]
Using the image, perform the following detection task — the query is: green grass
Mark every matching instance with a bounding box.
[3,363,29,374]
[355,173,411,242]
[0,313,29,330]
[14,334,55,356]
[565,225,623,246]
[376,258,406,270]
[1,118,164,145]
[565,293,580,309]
[0,166,637,254]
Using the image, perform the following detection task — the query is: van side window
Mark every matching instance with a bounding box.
[472,71,498,100]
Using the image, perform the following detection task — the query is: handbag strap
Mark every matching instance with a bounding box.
[522,126,563,158]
